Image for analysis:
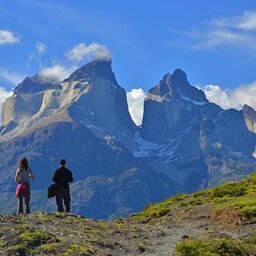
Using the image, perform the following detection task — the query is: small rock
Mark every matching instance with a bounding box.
[182,235,189,240]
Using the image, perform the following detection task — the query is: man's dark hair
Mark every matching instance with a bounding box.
[60,159,66,166]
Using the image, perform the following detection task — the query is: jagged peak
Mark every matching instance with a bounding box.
[14,73,58,95]
[163,72,171,79]
[148,73,171,97]
[172,69,188,83]
[242,104,256,123]
[149,69,190,97]
[242,104,256,112]
[148,68,208,104]
[63,59,119,86]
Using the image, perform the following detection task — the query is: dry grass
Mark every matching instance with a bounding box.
[210,206,246,226]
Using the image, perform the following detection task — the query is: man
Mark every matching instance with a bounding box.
[52,159,73,213]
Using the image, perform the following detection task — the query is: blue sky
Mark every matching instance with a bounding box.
[1,0,256,124]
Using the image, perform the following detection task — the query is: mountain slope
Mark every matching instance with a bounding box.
[0,60,180,219]
[138,69,256,192]
[242,104,256,133]
[1,60,137,140]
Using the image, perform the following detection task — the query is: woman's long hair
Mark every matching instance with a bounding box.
[19,158,29,171]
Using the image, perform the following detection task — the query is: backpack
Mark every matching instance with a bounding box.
[47,184,57,198]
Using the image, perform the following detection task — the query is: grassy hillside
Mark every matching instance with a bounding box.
[0,172,255,255]
[132,172,256,224]
[132,172,256,255]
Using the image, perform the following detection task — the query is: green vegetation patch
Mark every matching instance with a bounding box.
[40,243,59,253]
[208,173,256,224]
[132,172,256,224]
[131,194,188,221]
[20,229,57,246]
[6,243,31,255]
[63,244,95,255]
[210,182,247,198]
[211,195,256,224]
[176,237,256,256]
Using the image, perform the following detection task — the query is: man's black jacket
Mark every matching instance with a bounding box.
[52,166,73,189]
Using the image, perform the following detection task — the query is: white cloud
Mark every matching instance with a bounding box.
[202,85,235,109]
[213,11,256,31]
[36,42,47,54]
[0,29,20,45]
[0,87,12,126]
[66,43,112,62]
[39,65,77,83]
[0,68,25,85]
[127,88,146,126]
[239,11,256,31]
[201,82,256,110]
[192,29,255,49]
[187,11,256,50]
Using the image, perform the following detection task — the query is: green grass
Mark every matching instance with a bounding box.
[40,243,59,253]
[131,194,188,221]
[20,229,57,246]
[6,244,32,255]
[63,244,95,255]
[132,172,256,224]
[176,237,256,256]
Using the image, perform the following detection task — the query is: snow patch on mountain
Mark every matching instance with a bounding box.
[133,131,160,157]
[133,127,192,159]
[178,92,208,105]
[86,124,103,131]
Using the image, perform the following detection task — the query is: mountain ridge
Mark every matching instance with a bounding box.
[0,59,256,219]
[140,68,256,192]
[0,59,181,219]
[63,59,119,86]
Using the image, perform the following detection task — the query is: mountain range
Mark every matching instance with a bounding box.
[0,59,256,219]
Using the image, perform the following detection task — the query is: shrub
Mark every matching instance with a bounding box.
[210,182,246,199]
[176,238,256,256]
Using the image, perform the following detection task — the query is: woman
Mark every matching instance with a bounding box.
[15,158,35,214]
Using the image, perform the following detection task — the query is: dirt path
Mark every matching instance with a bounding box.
[133,204,237,256]
[137,220,205,256]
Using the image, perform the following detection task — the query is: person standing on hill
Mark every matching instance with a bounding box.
[52,159,73,213]
[15,157,35,214]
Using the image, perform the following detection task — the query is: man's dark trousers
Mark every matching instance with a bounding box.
[56,187,71,213]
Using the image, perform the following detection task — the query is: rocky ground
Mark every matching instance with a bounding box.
[1,173,256,255]
[0,211,208,256]
[0,207,255,255]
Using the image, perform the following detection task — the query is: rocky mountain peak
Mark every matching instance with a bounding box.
[63,59,136,137]
[171,68,188,87]
[63,59,119,86]
[242,104,256,120]
[148,73,171,97]
[14,74,58,94]
[148,69,208,104]
[2,58,136,137]
[242,104,256,133]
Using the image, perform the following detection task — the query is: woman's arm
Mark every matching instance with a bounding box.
[29,170,35,181]
[15,171,19,182]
